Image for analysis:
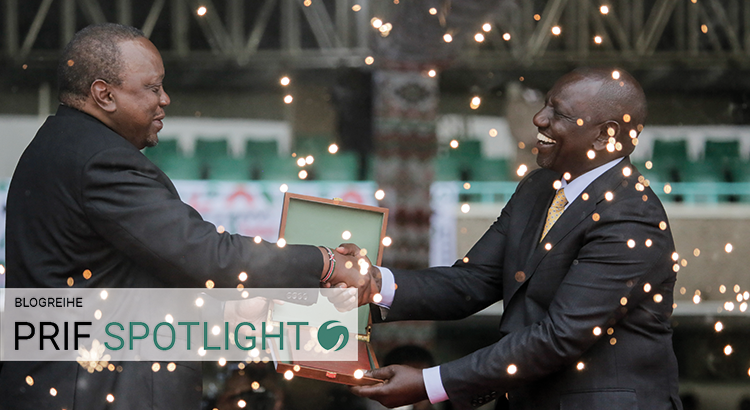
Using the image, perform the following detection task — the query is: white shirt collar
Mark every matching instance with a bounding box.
[560,157,624,208]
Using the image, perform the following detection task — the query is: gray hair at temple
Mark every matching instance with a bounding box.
[57,23,145,108]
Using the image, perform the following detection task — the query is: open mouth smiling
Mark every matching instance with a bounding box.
[537,133,556,146]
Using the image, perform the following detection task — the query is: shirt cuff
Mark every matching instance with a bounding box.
[422,366,449,403]
[375,266,395,308]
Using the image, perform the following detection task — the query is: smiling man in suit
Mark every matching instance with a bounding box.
[352,68,682,410]
[1,23,378,409]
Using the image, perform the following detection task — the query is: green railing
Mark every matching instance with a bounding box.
[451,181,750,204]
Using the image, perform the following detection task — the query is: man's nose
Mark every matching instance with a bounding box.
[533,107,548,128]
[161,89,171,107]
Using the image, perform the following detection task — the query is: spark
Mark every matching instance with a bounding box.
[517,164,528,177]
[551,26,562,36]
[284,95,293,104]
[482,23,492,32]
[600,5,609,14]
[470,96,481,109]
[375,189,385,200]
[280,77,290,86]
[196,6,207,16]
[503,33,511,41]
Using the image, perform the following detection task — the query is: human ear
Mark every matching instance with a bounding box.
[90,80,116,113]
[593,121,620,151]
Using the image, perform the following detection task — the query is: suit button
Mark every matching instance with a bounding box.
[515,271,526,282]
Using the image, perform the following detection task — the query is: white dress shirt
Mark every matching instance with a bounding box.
[375,157,625,404]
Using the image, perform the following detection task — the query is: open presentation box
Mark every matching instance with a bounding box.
[272,193,388,385]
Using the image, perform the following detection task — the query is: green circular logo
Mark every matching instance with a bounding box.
[317,320,349,351]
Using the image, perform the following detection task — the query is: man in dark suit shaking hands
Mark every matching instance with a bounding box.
[1,23,378,409]
[352,68,682,410]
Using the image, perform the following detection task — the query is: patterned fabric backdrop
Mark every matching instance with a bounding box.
[373,69,439,269]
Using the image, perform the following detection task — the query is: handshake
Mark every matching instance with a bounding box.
[319,243,382,309]
[225,243,382,328]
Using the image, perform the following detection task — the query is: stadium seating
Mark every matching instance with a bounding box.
[206,157,253,181]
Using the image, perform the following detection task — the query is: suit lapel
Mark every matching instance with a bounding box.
[509,157,633,304]
[503,171,559,303]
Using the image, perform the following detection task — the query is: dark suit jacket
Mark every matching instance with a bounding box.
[1,105,324,409]
[383,158,682,410]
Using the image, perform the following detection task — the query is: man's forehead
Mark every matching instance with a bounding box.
[117,38,164,76]
[551,74,604,98]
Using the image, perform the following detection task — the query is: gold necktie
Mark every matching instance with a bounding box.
[540,188,567,242]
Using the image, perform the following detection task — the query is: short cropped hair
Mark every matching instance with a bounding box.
[58,23,145,108]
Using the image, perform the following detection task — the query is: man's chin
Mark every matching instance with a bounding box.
[145,135,159,148]
[536,154,552,170]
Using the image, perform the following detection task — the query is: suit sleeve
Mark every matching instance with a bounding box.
[378,173,540,322]
[79,147,323,288]
[439,195,675,407]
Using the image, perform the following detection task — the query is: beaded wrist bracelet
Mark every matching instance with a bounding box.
[321,246,336,283]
